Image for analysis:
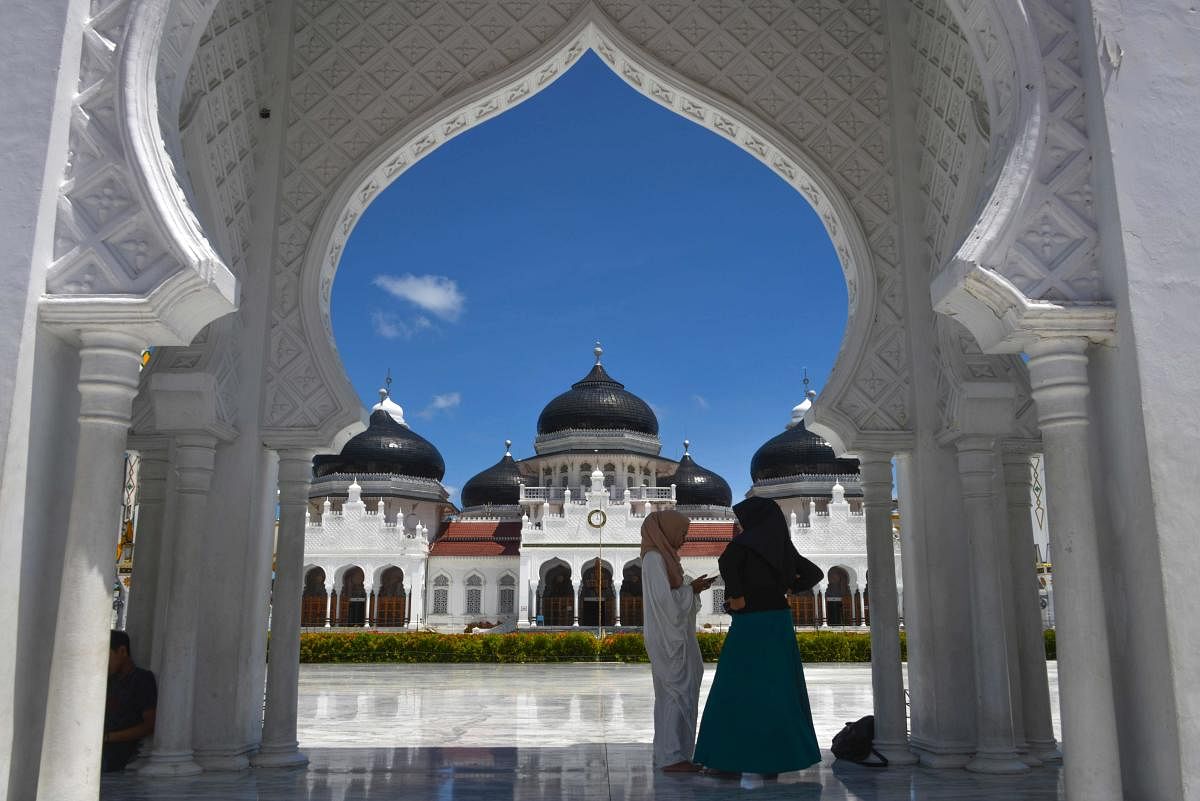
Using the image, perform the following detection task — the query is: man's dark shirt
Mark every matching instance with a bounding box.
[103,666,156,772]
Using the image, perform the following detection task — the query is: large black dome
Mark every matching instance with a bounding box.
[536,348,658,436]
[313,409,446,480]
[661,445,732,507]
[461,444,527,508]
[750,420,859,482]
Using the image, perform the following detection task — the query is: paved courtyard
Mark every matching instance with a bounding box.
[101,662,1063,800]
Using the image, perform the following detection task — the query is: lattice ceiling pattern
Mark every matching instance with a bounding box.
[131,0,270,435]
[263,0,920,437]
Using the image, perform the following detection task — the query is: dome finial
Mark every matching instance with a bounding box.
[803,367,816,400]
[683,439,690,455]
[504,439,512,456]
[593,340,603,364]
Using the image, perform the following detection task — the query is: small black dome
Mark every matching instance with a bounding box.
[313,409,445,480]
[461,446,527,508]
[661,445,732,507]
[537,348,658,436]
[750,420,859,481]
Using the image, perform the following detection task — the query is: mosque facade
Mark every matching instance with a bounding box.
[302,346,900,632]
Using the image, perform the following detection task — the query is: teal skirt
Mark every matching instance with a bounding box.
[693,609,822,774]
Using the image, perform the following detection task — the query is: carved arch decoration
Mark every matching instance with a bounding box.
[59,0,1080,447]
[931,0,1116,351]
[263,4,904,452]
[39,0,239,345]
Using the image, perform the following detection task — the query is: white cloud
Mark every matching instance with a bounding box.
[373,274,465,321]
[371,310,433,340]
[417,392,462,419]
[692,394,710,411]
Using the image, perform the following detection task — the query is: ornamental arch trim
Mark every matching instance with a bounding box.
[285,11,879,451]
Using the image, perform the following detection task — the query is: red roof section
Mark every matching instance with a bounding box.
[429,520,522,557]
[679,522,736,557]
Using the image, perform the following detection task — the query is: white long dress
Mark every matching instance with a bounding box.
[642,550,703,768]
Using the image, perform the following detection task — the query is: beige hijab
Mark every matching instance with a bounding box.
[640,510,690,589]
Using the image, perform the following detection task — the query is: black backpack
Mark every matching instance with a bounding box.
[831,715,888,767]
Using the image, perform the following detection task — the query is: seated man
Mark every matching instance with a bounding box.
[102,630,156,772]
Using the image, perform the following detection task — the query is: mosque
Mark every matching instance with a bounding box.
[301,344,899,632]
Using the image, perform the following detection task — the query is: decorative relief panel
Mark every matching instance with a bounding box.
[1000,0,1100,302]
[44,0,238,344]
[261,0,916,439]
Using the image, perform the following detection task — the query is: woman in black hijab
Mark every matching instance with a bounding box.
[692,496,824,783]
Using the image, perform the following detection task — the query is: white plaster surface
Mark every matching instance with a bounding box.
[99,663,1061,800]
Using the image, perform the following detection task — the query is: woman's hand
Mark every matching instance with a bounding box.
[691,574,715,594]
[726,596,746,611]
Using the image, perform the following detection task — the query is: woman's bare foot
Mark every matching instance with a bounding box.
[662,761,701,772]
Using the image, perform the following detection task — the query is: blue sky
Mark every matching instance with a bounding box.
[332,51,848,504]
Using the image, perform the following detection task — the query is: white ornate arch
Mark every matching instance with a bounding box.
[282,10,880,451]
[58,0,1087,444]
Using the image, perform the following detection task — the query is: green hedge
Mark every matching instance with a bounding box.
[298,630,913,664]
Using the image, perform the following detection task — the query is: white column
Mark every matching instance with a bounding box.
[35,332,144,801]
[362,582,373,628]
[253,449,314,767]
[956,437,1028,774]
[323,581,333,628]
[613,580,623,626]
[1027,339,1121,801]
[122,445,169,669]
[1002,450,1061,763]
[859,453,917,764]
[139,434,219,776]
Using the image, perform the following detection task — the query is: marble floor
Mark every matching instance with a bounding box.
[101,663,1063,800]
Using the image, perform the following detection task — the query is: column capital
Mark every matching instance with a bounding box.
[173,433,218,495]
[956,436,998,500]
[858,452,893,506]
[276,448,316,504]
[76,330,145,428]
[1026,338,1091,431]
[1000,450,1035,508]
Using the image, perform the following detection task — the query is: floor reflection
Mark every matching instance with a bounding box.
[99,663,1062,800]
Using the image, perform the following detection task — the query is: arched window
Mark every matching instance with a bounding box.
[465,574,483,615]
[498,574,516,614]
[301,567,327,627]
[375,566,406,627]
[432,575,449,615]
[711,579,726,614]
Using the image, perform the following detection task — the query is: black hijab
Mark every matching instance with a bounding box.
[731,496,795,574]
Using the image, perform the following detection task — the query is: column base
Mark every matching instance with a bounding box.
[1017,747,1043,767]
[138,751,204,777]
[965,753,1030,774]
[913,747,973,769]
[1026,739,1062,763]
[251,744,309,768]
[194,747,252,771]
[873,741,919,765]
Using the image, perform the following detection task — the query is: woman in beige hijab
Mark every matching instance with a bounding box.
[640,510,714,771]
